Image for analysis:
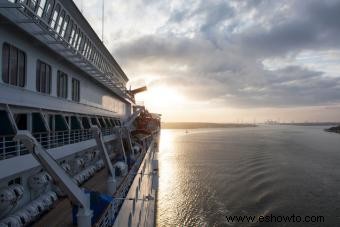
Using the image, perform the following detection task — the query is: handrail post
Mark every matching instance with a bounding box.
[90,126,116,194]
[2,137,5,159]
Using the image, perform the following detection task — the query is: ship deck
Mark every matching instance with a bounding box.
[33,147,146,227]
[34,168,109,227]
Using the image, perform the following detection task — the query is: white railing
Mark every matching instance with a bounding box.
[0,128,116,160]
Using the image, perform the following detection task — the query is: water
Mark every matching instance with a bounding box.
[156,125,340,227]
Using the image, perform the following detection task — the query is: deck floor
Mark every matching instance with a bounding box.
[33,169,108,227]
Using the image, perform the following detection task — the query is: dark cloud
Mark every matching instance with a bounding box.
[113,0,340,108]
[237,0,340,57]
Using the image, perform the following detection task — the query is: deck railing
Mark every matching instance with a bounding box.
[0,128,116,160]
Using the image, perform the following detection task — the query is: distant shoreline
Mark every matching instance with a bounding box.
[325,125,340,134]
[279,122,340,126]
[161,122,257,129]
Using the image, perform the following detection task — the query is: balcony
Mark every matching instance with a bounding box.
[0,127,116,160]
[0,0,134,102]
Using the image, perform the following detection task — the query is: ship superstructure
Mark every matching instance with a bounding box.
[0,0,160,226]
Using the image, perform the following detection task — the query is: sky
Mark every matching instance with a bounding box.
[74,0,340,123]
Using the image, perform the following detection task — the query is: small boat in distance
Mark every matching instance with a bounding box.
[185,129,189,134]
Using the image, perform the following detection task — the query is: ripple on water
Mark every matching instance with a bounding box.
[157,127,340,227]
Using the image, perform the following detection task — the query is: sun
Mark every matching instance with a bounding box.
[135,85,185,111]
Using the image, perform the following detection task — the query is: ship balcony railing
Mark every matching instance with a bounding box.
[0,127,116,161]
[0,0,134,102]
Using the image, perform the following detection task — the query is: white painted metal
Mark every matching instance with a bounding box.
[0,133,116,179]
[91,126,116,194]
[14,131,93,227]
[0,1,160,226]
[113,138,159,227]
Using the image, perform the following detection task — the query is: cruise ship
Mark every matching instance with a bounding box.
[0,0,160,226]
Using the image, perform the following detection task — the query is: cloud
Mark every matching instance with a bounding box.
[236,0,340,57]
[76,0,340,111]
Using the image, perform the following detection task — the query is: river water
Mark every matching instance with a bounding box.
[156,125,340,227]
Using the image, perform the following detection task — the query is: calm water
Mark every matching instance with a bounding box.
[156,126,340,227]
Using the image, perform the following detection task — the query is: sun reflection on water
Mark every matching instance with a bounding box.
[158,130,177,195]
[157,129,184,226]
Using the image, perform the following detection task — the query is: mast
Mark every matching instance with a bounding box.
[102,0,105,43]
[80,0,83,13]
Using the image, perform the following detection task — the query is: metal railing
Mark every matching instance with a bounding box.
[0,128,116,160]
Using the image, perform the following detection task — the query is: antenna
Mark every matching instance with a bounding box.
[101,0,105,43]
[80,0,83,13]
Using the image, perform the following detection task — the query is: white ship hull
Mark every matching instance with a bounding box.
[0,1,160,226]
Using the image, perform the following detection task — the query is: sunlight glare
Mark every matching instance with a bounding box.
[136,85,186,111]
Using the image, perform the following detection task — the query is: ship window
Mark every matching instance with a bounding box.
[0,111,15,135]
[90,46,93,59]
[48,114,54,130]
[115,120,120,126]
[87,44,91,59]
[55,115,68,131]
[50,3,60,29]
[87,45,92,59]
[84,42,88,57]
[73,29,79,47]
[14,114,28,130]
[37,0,46,17]
[76,33,82,50]
[84,42,89,57]
[90,47,93,60]
[70,116,81,130]
[82,117,91,129]
[82,40,87,55]
[95,52,98,64]
[42,0,54,21]
[65,116,70,126]
[2,43,26,87]
[90,46,96,62]
[10,47,18,86]
[56,10,65,33]
[91,117,99,126]
[28,0,38,12]
[57,71,68,99]
[72,78,80,102]
[65,20,73,40]
[94,52,97,63]
[60,15,69,37]
[98,118,106,128]
[105,118,112,127]
[69,24,77,45]
[79,36,85,52]
[32,113,47,133]
[110,119,116,127]
[36,60,51,94]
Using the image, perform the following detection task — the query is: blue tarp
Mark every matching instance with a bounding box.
[72,190,114,225]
